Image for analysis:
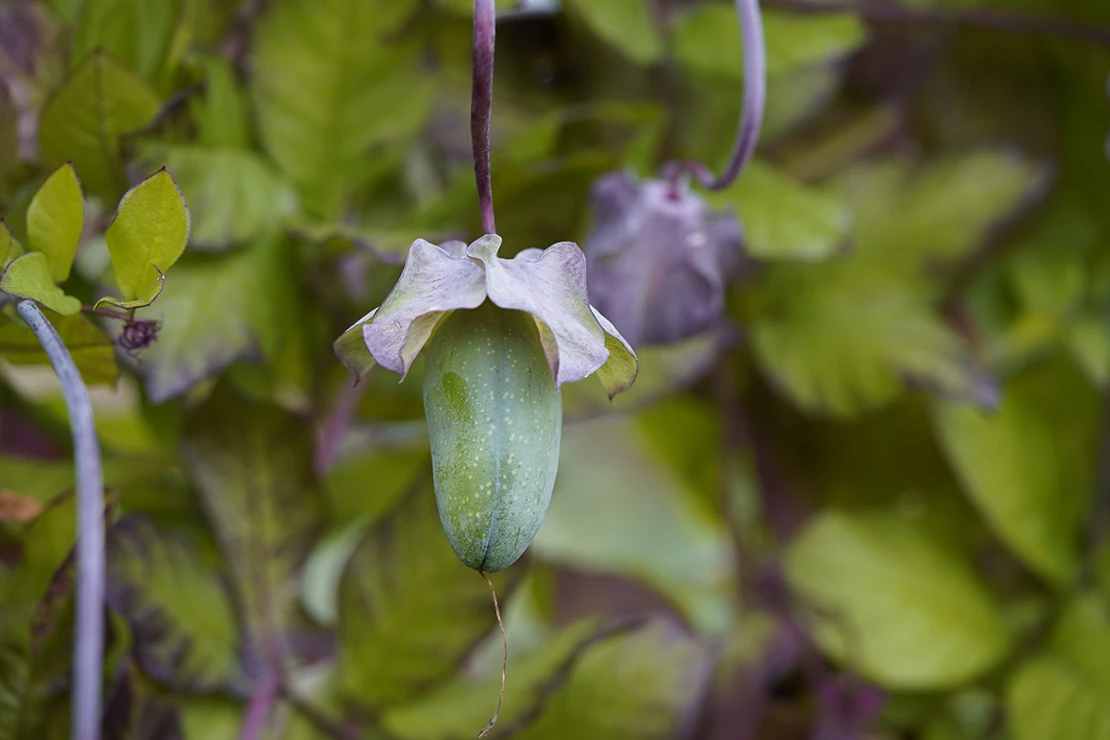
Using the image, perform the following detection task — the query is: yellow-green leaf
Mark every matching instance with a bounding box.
[565,0,664,66]
[0,221,12,265]
[106,515,244,693]
[38,50,160,199]
[0,253,81,316]
[251,0,431,218]
[931,358,1099,586]
[786,509,1011,689]
[0,223,25,267]
[106,169,189,302]
[26,163,84,283]
[0,313,119,387]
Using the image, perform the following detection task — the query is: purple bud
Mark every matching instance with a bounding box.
[583,171,743,347]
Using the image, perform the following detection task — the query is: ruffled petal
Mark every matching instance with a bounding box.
[359,238,487,378]
[466,234,610,389]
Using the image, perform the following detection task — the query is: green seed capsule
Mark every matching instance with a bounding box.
[422,301,562,572]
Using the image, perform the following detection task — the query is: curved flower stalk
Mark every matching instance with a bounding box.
[334,234,637,398]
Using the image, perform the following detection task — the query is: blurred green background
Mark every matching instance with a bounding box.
[2,0,1110,738]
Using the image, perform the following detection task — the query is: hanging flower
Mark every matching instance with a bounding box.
[582,171,744,347]
[334,234,637,575]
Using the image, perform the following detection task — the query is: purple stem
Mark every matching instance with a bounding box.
[472,0,497,235]
[669,0,766,192]
[16,300,104,740]
[239,672,280,740]
[314,379,367,477]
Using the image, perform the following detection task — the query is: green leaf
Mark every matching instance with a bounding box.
[565,0,663,66]
[531,414,734,634]
[561,328,731,422]
[182,386,325,660]
[196,56,249,150]
[0,223,25,267]
[0,494,76,612]
[72,0,181,81]
[749,260,980,418]
[336,478,522,709]
[38,50,160,199]
[710,160,849,261]
[1009,657,1110,740]
[25,163,84,283]
[251,0,432,218]
[134,144,294,251]
[0,457,75,510]
[383,617,641,739]
[0,312,119,387]
[0,222,14,265]
[0,253,81,316]
[785,509,1011,689]
[0,496,80,740]
[675,7,865,79]
[1008,596,1110,740]
[125,232,294,402]
[838,151,1045,265]
[104,168,189,303]
[105,515,243,693]
[1068,314,1110,388]
[178,698,242,740]
[511,620,710,740]
[931,358,1099,585]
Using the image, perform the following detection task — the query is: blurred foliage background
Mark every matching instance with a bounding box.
[1,0,1110,738]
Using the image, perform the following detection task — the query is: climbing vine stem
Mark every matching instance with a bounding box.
[16,299,105,740]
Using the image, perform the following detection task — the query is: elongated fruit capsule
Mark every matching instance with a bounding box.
[422,302,562,572]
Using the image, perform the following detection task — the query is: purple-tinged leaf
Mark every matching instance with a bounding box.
[182,386,326,674]
[105,516,244,694]
[336,477,525,709]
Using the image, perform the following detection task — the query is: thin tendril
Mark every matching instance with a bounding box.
[472,0,497,235]
[477,570,507,739]
[16,300,104,740]
[668,0,766,192]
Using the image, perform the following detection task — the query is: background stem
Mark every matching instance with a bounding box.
[472,0,497,234]
[16,300,105,740]
[671,0,766,192]
[239,672,280,740]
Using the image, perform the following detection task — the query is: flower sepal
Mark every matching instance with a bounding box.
[334,234,637,398]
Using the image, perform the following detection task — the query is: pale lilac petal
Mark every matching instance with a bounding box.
[466,234,610,388]
[439,239,469,258]
[361,239,487,378]
[590,306,639,398]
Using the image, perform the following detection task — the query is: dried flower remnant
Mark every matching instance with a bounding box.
[116,317,160,358]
